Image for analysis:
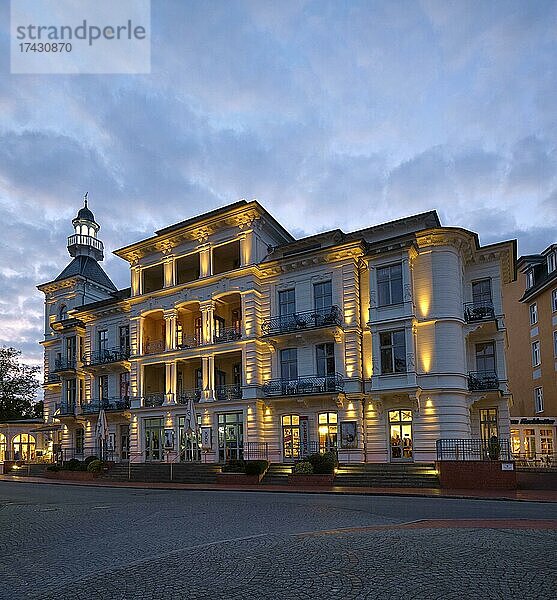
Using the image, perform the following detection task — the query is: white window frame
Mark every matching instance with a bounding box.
[532,340,541,367]
[552,289,557,313]
[529,303,538,325]
[526,269,534,289]
[548,252,556,273]
[534,387,544,414]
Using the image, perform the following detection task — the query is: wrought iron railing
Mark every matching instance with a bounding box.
[243,442,269,460]
[55,401,76,416]
[436,438,512,461]
[177,389,202,404]
[512,452,557,470]
[176,334,202,350]
[262,306,342,336]
[216,384,242,401]
[143,339,165,355]
[468,371,499,391]
[262,373,344,396]
[81,397,131,413]
[45,372,61,385]
[143,393,165,407]
[214,327,242,344]
[56,446,114,463]
[54,356,77,371]
[464,301,496,323]
[83,347,130,366]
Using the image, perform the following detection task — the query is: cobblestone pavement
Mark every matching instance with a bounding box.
[1,482,556,599]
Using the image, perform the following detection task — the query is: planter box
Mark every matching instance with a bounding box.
[44,471,98,481]
[436,460,517,490]
[216,472,263,485]
[288,474,335,486]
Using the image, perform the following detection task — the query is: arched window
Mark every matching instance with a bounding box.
[59,304,68,321]
[12,433,36,462]
[0,433,6,461]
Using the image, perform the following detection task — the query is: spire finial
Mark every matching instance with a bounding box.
[84,191,88,208]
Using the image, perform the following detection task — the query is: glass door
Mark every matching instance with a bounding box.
[318,412,338,452]
[282,414,301,461]
[144,418,164,461]
[120,424,130,461]
[179,415,201,462]
[217,412,244,461]
[389,409,413,461]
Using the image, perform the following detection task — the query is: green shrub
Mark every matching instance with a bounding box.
[221,459,246,473]
[293,461,313,474]
[245,460,269,476]
[65,458,83,471]
[86,459,103,473]
[84,455,99,466]
[46,465,60,472]
[307,452,336,474]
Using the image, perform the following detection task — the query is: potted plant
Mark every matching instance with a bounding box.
[288,452,336,486]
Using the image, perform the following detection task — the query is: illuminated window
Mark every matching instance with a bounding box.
[377,263,403,306]
[479,408,498,441]
[540,429,553,455]
[12,433,36,462]
[318,412,338,452]
[0,433,6,461]
[510,428,521,454]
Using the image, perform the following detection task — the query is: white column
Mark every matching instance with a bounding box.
[202,355,215,401]
[164,309,177,351]
[164,361,177,404]
[164,257,175,288]
[200,300,215,345]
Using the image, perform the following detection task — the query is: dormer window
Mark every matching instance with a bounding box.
[526,269,534,289]
[548,252,556,274]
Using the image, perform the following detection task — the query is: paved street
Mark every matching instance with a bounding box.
[1,482,556,599]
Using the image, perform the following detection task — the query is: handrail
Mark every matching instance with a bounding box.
[81,397,131,413]
[262,373,344,396]
[262,306,342,336]
[468,370,499,391]
[83,347,130,366]
[67,234,104,252]
[464,301,495,323]
[214,326,242,344]
[54,356,77,371]
[215,384,242,401]
[436,438,512,461]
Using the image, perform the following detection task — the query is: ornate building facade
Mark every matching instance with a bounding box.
[37,199,516,464]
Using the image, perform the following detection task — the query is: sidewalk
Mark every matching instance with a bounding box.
[1,474,556,502]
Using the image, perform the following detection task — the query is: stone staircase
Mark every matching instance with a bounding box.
[261,463,293,485]
[103,462,221,484]
[335,463,439,488]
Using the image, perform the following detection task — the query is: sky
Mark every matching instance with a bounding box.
[0,0,556,367]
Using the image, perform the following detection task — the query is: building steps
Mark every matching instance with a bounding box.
[335,462,440,488]
[261,463,292,485]
[103,462,221,484]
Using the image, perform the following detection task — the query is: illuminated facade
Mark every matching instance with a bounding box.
[38,200,516,464]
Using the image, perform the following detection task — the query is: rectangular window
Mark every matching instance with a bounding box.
[377,263,403,306]
[119,372,130,399]
[212,240,241,275]
[475,341,496,373]
[65,336,76,361]
[479,408,498,441]
[176,252,200,284]
[280,348,298,380]
[534,387,544,413]
[99,375,109,400]
[526,269,534,289]
[532,340,541,367]
[314,281,332,312]
[540,428,553,455]
[142,263,165,293]
[380,330,407,374]
[472,279,492,304]
[529,303,538,325]
[66,378,76,407]
[119,325,130,351]
[316,343,335,377]
[548,252,556,273]
[552,289,557,312]
[98,329,109,352]
[278,288,296,316]
[75,428,84,455]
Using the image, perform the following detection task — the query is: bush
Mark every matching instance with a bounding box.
[46,465,60,472]
[307,452,337,474]
[244,460,269,476]
[65,458,83,471]
[86,459,103,473]
[221,459,246,473]
[293,461,313,475]
[84,455,99,466]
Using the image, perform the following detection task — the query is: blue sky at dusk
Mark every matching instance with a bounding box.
[0,0,556,365]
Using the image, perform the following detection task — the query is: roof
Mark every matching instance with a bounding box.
[73,287,131,313]
[75,205,95,222]
[54,256,117,291]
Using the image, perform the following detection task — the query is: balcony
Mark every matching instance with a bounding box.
[143,393,165,407]
[262,306,342,337]
[215,384,242,401]
[468,371,499,391]
[53,356,77,373]
[464,301,496,323]
[81,397,131,414]
[176,334,202,350]
[214,327,242,344]
[67,233,104,254]
[83,347,130,368]
[44,373,61,386]
[262,373,344,397]
[177,389,202,404]
[55,401,76,416]
[144,339,165,355]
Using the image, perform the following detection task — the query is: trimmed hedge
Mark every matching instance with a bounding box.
[293,461,313,475]
[307,452,337,474]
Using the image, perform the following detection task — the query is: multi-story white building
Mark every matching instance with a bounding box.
[37,199,516,465]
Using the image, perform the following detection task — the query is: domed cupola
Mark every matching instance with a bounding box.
[67,193,104,261]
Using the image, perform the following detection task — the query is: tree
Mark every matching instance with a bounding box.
[0,347,41,421]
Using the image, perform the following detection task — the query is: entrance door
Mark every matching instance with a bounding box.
[218,413,244,461]
[120,424,130,461]
[389,409,413,461]
[318,412,338,453]
[282,414,301,461]
[144,418,164,461]
[179,415,201,462]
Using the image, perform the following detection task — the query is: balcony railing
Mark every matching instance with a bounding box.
[436,438,512,461]
[262,373,344,396]
[143,339,165,355]
[55,401,76,416]
[143,393,165,407]
[82,397,131,414]
[83,347,130,366]
[176,334,202,350]
[216,384,242,401]
[67,234,104,253]
[45,373,61,385]
[464,301,496,323]
[262,306,342,336]
[54,356,77,372]
[177,389,202,404]
[214,327,242,344]
[468,370,499,391]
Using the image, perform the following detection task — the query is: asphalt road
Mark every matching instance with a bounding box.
[1,482,556,599]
